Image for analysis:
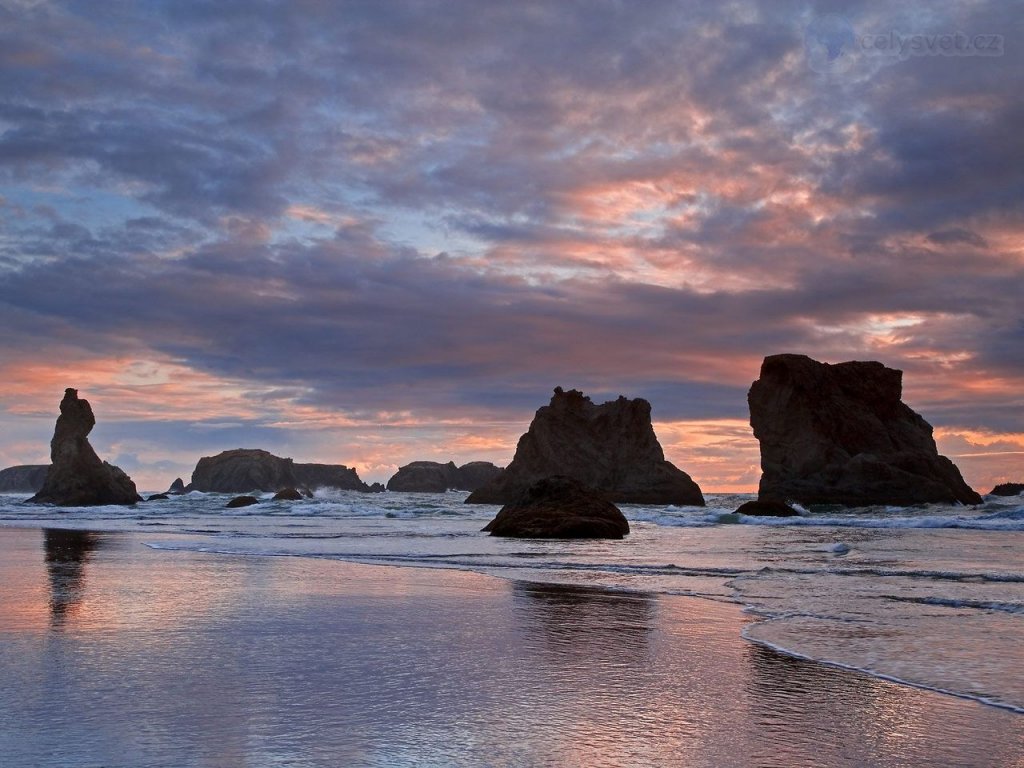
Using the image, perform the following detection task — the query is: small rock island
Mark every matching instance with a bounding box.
[187,448,372,494]
[386,461,502,492]
[0,464,50,493]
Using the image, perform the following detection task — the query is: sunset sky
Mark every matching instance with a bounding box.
[0,1,1021,492]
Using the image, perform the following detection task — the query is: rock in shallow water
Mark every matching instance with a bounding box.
[748,354,981,507]
[226,495,260,508]
[272,488,304,501]
[482,475,630,539]
[735,500,800,517]
[28,389,141,506]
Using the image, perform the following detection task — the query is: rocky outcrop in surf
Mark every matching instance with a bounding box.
[735,499,799,517]
[989,482,1024,496]
[226,495,259,508]
[28,389,142,506]
[186,449,370,493]
[386,460,502,492]
[0,464,49,493]
[482,475,630,539]
[465,387,704,505]
[748,354,982,506]
[165,477,186,494]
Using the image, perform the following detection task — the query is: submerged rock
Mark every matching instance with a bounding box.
[226,495,259,508]
[28,389,142,506]
[466,387,704,506]
[145,493,170,501]
[735,499,800,517]
[187,449,371,493]
[386,460,503,492]
[482,475,629,539]
[748,354,982,506]
[272,487,304,501]
[0,464,49,493]
[989,483,1024,496]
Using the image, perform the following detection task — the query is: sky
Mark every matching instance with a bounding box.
[0,0,1021,492]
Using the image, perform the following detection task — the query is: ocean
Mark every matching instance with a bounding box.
[2,488,1021,720]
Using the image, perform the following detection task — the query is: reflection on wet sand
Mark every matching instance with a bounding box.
[43,528,104,627]
[513,581,655,660]
[744,642,1024,767]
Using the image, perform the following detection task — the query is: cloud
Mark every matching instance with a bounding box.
[0,0,1021,490]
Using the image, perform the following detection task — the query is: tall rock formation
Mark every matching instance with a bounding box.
[0,464,50,493]
[748,354,982,506]
[465,387,705,505]
[386,460,502,492]
[28,389,142,506]
[187,449,370,493]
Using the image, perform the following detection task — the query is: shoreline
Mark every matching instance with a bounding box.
[2,526,1023,767]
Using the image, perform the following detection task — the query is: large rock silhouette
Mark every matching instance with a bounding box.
[187,449,370,493]
[466,387,704,505]
[748,354,981,506]
[0,464,50,493]
[28,389,142,506]
[386,460,502,492]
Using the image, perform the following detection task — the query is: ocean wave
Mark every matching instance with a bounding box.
[883,595,1024,615]
[740,626,1024,716]
[635,510,1024,531]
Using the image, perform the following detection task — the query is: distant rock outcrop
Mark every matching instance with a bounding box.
[386,460,503,492]
[482,475,630,539]
[186,449,370,493]
[293,462,368,492]
[166,477,186,494]
[989,483,1024,496]
[28,389,142,506]
[0,464,49,493]
[466,388,704,505]
[748,354,982,506]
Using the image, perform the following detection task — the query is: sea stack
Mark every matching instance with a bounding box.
[466,387,704,505]
[748,354,982,506]
[28,389,142,506]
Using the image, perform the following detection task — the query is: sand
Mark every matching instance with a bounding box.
[1,526,1021,767]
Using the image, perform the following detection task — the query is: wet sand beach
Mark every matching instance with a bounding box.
[1,526,1022,768]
